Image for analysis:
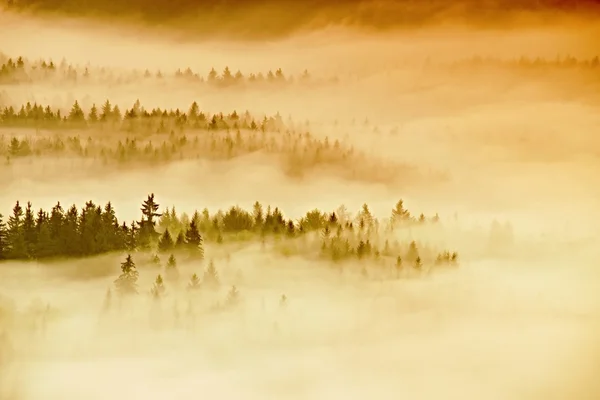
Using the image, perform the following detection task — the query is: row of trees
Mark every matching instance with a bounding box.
[0,99,289,132]
[0,194,201,260]
[0,194,453,266]
[448,55,600,71]
[0,55,315,86]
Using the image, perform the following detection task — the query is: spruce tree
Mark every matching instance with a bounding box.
[35,220,54,258]
[22,202,36,257]
[139,194,161,248]
[175,231,186,250]
[158,228,174,253]
[165,254,178,282]
[114,254,139,296]
[188,273,201,291]
[203,259,219,288]
[184,219,203,258]
[150,274,166,300]
[7,201,27,259]
[0,214,7,260]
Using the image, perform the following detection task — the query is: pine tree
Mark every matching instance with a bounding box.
[139,194,161,248]
[406,241,419,263]
[184,219,203,258]
[7,201,27,259]
[114,254,139,296]
[68,100,85,123]
[100,99,112,121]
[203,259,219,288]
[0,214,7,260]
[158,228,174,253]
[35,220,54,258]
[150,274,166,300]
[188,273,201,291]
[22,202,36,257]
[165,254,179,282]
[88,104,98,123]
[175,231,186,250]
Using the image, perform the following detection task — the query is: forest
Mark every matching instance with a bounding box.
[0,193,457,273]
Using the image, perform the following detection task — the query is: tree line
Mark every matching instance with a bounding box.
[0,99,288,132]
[0,55,315,86]
[0,194,457,272]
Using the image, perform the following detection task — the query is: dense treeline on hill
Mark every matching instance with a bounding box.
[0,55,318,86]
[0,194,459,273]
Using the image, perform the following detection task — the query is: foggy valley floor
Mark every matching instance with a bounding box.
[1,7,600,400]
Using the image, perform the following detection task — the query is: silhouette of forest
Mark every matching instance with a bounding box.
[0,194,459,275]
[0,55,319,87]
[2,54,600,87]
[0,98,430,185]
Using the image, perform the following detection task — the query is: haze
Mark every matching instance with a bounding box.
[0,3,599,400]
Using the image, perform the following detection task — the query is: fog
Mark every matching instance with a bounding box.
[1,6,600,400]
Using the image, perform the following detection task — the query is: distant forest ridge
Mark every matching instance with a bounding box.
[3,0,599,38]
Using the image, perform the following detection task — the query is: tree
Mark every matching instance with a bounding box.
[68,100,85,123]
[100,99,112,121]
[391,199,411,227]
[157,228,174,253]
[203,259,219,287]
[175,231,186,250]
[165,254,178,282]
[114,254,139,296]
[184,219,203,258]
[22,202,36,257]
[7,201,26,259]
[188,273,201,291]
[139,193,161,248]
[88,104,99,123]
[0,214,7,260]
[150,274,166,300]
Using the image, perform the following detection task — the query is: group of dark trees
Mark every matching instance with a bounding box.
[0,194,457,276]
[0,55,316,87]
[0,194,202,260]
[0,99,288,132]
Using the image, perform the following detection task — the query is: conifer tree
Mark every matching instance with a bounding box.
[165,254,179,282]
[188,273,201,291]
[203,259,219,288]
[139,193,161,248]
[88,104,98,123]
[7,201,27,259]
[175,231,186,250]
[100,99,112,121]
[34,220,54,258]
[68,100,85,123]
[0,214,7,260]
[184,219,203,258]
[150,274,166,300]
[158,228,174,253]
[114,254,139,296]
[22,202,36,257]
